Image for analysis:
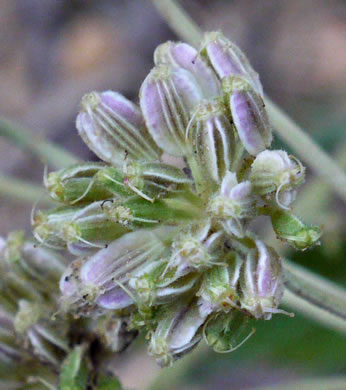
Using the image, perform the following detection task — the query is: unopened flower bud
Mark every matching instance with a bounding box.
[60,228,171,312]
[239,239,286,319]
[208,171,254,237]
[154,41,220,98]
[204,311,254,353]
[187,99,236,185]
[148,298,209,367]
[44,163,114,204]
[32,202,130,255]
[168,223,225,276]
[1,231,66,292]
[201,31,263,96]
[268,208,321,250]
[198,251,243,311]
[250,150,305,209]
[140,64,204,156]
[222,76,272,156]
[77,90,161,166]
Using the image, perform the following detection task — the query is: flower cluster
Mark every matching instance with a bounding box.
[33,32,321,367]
[0,232,123,389]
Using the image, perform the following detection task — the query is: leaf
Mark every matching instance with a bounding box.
[58,345,88,390]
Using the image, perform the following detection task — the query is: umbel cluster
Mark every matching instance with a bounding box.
[27,32,320,368]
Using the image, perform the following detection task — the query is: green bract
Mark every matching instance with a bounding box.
[32,31,320,367]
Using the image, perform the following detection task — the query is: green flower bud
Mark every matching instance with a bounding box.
[203,311,255,353]
[198,251,243,312]
[268,208,321,250]
[44,162,115,204]
[32,203,130,254]
[250,150,305,209]
[167,223,225,276]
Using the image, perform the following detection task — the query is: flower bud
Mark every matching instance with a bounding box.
[140,64,204,156]
[201,31,263,96]
[168,223,225,276]
[122,160,192,202]
[1,231,66,292]
[44,163,116,204]
[60,228,171,312]
[148,298,209,367]
[239,239,285,319]
[222,76,272,156]
[77,90,161,166]
[250,150,305,209]
[208,171,254,238]
[187,99,236,185]
[203,311,254,353]
[268,208,321,250]
[198,251,243,311]
[32,202,130,254]
[154,41,221,98]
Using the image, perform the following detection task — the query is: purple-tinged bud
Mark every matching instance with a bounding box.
[208,171,254,238]
[222,77,272,156]
[154,41,221,98]
[148,298,210,367]
[204,311,254,353]
[60,228,171,312]
[250,150,305,209]
[201,31,263,96]
[187,99,236,185]
[239,239,287,319]
[140,64,204,156]
[77,91,161,166]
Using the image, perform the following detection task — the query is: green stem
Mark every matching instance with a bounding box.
[151,0,202,47]
[265,99,346,202]
[0,117,79,169]
[0,174,52,206]
[282,259,346,334]
[150,0,346,203]
[255,377,346,390]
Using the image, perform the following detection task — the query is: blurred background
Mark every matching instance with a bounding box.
[0,0,345,389]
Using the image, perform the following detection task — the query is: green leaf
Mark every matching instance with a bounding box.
[59,345,88,390]
[98,374,122,390]
[268,208,321,250]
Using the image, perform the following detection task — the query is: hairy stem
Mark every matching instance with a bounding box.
[282,260,346,334]
[0,117,79,169]
[150,0,346,203]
